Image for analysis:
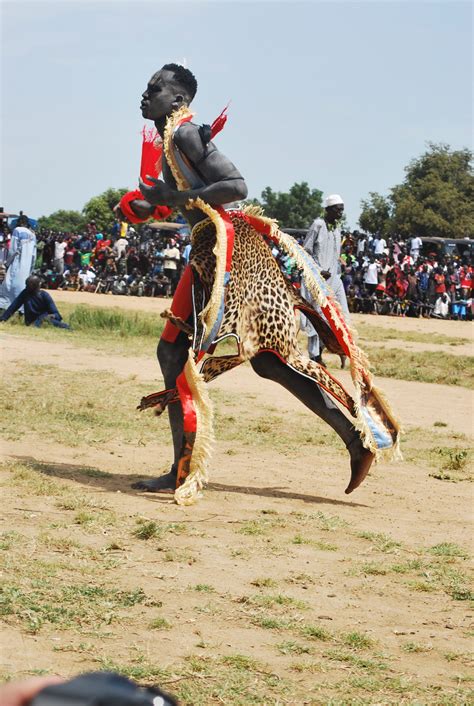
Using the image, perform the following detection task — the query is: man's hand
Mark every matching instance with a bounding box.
[128,200,155,220]
[0,676,63,706]
[113,203,125,221]
[320,270,331,280]
[139,177,175,206]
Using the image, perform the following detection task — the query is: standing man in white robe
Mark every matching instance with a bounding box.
[301,194,349,367]
[0,215,37,311]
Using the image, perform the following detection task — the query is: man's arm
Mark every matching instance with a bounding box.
[42,291,62,319]
[0,290,26,321]
[303,221,330,278]
[139,122,248,207]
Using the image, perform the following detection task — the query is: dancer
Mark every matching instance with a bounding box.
[118,64,400,504]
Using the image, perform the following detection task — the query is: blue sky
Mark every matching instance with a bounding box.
[1,0,472,227]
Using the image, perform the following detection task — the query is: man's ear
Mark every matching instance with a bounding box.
[172,94,185,109]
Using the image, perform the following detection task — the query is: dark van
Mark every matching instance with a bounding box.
[420,237,474,259]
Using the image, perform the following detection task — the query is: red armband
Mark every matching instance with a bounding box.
[119,190,172,224]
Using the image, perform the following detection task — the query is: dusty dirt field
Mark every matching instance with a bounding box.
[1,292,473,704]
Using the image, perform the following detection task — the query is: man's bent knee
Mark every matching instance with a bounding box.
[157,337,189,385]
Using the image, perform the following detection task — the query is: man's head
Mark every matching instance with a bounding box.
[17,214,29,227]
[141,64,198,122]
[323,194,344,224]
[25,275,41,293]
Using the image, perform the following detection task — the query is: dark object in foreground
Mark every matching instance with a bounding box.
[28,671,178,706]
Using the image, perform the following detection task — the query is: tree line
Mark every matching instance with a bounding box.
[38,143,473,238]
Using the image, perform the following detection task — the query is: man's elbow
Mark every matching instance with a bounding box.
[234,180,248,201]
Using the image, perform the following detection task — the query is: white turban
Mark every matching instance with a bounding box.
[324,194,344,208]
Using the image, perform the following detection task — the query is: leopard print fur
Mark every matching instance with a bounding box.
[192,214,355,415]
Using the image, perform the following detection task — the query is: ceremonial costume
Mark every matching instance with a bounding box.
[125,107,401,505]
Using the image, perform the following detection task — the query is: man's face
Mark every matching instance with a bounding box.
[325,204,344,222]
[141,69,182,121]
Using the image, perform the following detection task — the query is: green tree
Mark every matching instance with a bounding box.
[38,209,86,232]
[253,182,323,228]
[359,144,474,238]
[359,192,391,236]
[82,188,128,233]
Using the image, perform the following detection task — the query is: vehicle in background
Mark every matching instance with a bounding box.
[420,237,474,259]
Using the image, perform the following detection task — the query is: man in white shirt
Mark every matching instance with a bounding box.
[301,194,349,367]
[409,235,423,262]
[54,237,67,274]
[163,238,181,294]
[372,234,387,257]
[364,256,379,294]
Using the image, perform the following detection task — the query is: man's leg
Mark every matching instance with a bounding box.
[333,279,349,369]
[250,351,374,493]
[308,334,321,361]
[132,266,194,492]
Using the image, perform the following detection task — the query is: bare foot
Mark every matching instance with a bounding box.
[131,470,177,493]
[345,446,375,494]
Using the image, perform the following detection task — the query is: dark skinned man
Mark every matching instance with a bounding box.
[117,64,399,501]
[301,194,349,368]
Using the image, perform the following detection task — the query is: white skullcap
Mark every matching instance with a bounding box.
[324,194,344,208]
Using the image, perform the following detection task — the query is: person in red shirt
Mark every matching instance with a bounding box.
[64,240,76,270]
[434,267,446,296]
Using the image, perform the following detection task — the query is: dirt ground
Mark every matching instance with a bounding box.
[1,292,473,704]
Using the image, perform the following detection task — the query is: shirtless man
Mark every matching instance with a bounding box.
[123,63,374,493]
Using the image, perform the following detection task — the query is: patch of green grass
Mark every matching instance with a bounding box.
[132,519,164,540]
[390,559,424,574]
[250,577,277,588]
[357,531,401,553]
[285,572,315,586]
[341,631,375,649]
[290,510,348,531]
[149,616,171,630]
[244,593,308,610]
[360,562,388,576]
[0,532,23,551]
[276,640,312,656]
[324,648,388,672]
[0,364,169,449]
[291,534,337,550]
[97,657,170,685]
[429,446,473,482]
[237,515,286,536]
[0,582,147,633]
[428,542,469,559]
[364,348,474,388]
[251,615,289,630]
[192,584,216,593]
[402,641,431,653]
[434,421,448,427]
[342,673,416,696]
[299,624,332,641]
[8,463,69,497]
[357,323,470,348]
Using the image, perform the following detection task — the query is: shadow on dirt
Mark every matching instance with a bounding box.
[10,455,369,508]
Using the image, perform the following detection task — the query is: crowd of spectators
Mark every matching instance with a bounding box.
[5,219,191,299]
[1,217,472,321]
[277,230,473,321]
